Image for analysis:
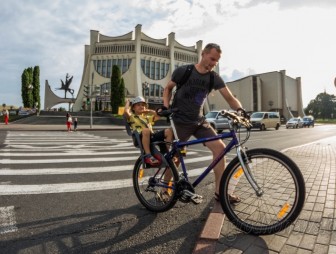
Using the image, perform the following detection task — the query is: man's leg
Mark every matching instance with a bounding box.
[205,139,226,195]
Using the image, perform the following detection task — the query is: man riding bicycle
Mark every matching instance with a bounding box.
[162,43,245,203]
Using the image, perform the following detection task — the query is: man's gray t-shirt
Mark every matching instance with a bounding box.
[171,65,226,124]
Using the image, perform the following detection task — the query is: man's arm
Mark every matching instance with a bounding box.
[218,86,243,110]
[163,80,177,108]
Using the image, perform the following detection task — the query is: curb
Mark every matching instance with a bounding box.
[193,201,225,254]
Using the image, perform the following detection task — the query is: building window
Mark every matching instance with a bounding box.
[141,58,170,80]
[102,60,107,77]
[97,60,101,74]
[95,58,132,77]
[107,59,112,78]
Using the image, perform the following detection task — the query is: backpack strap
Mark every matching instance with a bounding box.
[176,64,194,90]
[176,64,214,92]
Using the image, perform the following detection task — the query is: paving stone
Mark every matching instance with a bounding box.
[299,234,316,250]
[316,230,331,245]
[304,222,320,235]
[296,248,312,254]
[286,232,303,247]
[312,243,329,254]
[267,235,287,252]
[328,245,336,254]
[310,211,323,223]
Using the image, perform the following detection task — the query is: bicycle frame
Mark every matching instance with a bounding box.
[167,129,238,188]
[163,113,263,195]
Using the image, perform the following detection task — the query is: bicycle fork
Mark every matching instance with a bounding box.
[236,146,264,197]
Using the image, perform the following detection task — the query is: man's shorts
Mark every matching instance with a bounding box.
[174,120,217,142]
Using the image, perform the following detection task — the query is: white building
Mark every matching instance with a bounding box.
[72,24,303,120]
[209,70,304,120]
[73,24,204,111]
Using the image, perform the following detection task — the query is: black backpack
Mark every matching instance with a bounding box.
[172,64,215,107]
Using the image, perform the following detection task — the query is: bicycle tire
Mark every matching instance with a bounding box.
[219,148,305,235]
[133,156,179,212]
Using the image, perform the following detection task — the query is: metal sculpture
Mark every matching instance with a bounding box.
[56,73,74,98]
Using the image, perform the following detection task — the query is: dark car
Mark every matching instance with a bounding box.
[302,116,314,127]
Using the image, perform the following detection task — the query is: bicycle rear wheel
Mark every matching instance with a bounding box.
[133,156,179,212]
[219,148,305,235]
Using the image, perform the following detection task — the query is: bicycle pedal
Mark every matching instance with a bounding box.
[190,194,203,204]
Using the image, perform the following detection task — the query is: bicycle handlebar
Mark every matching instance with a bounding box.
[156,108,179,117]
[220,110,252,129]
[157,108,252,129]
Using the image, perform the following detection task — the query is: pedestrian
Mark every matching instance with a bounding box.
[3,109,9,125]
[162,43,246,203]
[123,96,174,166]
[66,112,72,132]
[73,117,78,131]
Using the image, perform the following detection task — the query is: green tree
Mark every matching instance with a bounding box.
[32,66,40,110]
[21,68,32,107]
[304,92,336,119]
[21,66,40,108]
[111,65,122,114]
[119,78,126,107]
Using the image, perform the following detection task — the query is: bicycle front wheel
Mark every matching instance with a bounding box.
[219,148,305,235]
[133,156,179,213]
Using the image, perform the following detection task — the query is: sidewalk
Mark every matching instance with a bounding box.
[194,136,336,254]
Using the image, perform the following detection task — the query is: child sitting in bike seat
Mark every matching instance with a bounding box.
[124,96,174,166]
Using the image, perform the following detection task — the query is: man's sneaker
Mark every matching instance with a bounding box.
[156,190,171,203]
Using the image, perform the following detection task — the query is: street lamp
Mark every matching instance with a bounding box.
[90,72,94,129]
[142,82,149,103]
[104,89,109,111]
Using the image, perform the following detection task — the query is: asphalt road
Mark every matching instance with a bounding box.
[0,124,335,253]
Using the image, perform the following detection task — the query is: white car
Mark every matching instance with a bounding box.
[286,117,304,129]
[205,110,231,133]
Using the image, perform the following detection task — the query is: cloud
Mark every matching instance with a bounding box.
[1,0,336,108]
[237,0,336,9]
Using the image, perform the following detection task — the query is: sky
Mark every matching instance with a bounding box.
[1,0,336,109]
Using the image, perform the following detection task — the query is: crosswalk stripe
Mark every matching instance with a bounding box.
[0,167,213,195]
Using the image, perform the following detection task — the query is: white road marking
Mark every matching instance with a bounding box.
[0,206,18,234]
[0,156,212,175]
[0,150,141,157]
[0,156,139,164]
[0,167,213,195]
[0,131,216,196]
[0,179,133,195]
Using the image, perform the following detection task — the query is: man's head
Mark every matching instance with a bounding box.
[201,43,222,71]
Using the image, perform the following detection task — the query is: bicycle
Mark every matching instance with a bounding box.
[131,110,306,235]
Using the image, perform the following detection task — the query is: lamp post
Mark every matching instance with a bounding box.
[104,89,109,111]
[142,82,149,103]
[90,72,94,129]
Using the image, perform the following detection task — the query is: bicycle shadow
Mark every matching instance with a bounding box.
[0,193,212,254]
[217,232,269,253]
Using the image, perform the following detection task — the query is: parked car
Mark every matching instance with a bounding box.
[286,117,304,129]
[250,112,281,131]
[205,110,230,133]
[302,116,314,128]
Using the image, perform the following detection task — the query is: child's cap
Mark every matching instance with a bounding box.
[131,96,147,109]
